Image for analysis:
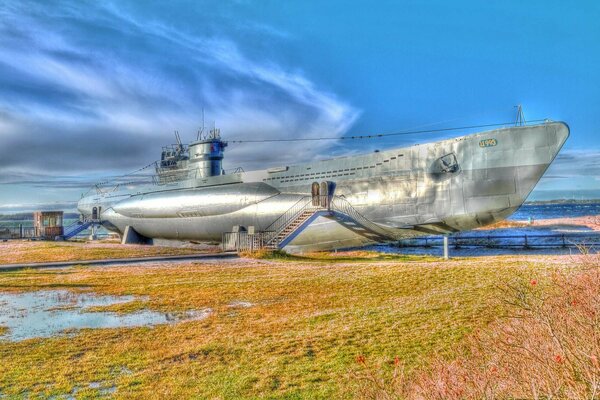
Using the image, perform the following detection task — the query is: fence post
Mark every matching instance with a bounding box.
[19,224,23,238]
[443,236,449,260]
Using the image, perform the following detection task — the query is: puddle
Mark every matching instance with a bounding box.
[228,300,254,308]
[0,290,211,341]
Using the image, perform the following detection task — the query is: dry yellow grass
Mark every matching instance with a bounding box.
[352,252,600,399]
[0,241,214,264]
[0,251,556,399]
[479,220,529,229]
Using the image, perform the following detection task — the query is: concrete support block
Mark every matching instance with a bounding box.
[121,226,153,245]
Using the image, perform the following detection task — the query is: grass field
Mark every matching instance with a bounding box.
[0,248,555,399]
[0,241,214,264]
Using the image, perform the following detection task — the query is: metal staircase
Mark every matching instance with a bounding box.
[62,220,93,240]
[265,210,316,248]
[222,195,398,252]
[262,196,328,249]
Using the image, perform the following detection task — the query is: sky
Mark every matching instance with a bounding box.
[0,0,599,212]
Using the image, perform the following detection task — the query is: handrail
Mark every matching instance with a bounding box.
[262,195,397,247]
[63,220,82,230]
[264,196,311,232]
[224,166,245,174]
[263,196,324,244]
[330,197,397,239]
[63,221,93,239]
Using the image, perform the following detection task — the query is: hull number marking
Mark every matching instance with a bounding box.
[479,138,498,148]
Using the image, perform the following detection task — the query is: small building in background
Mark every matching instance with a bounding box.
[33,211,64,239]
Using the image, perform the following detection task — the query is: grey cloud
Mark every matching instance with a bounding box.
[0,201,77,213]
[547,150,600,177]
[0,119,157,172]
[0,169,155,190]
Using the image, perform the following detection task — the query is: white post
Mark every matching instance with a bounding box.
[443,235,449,260]
[89,223,97,241]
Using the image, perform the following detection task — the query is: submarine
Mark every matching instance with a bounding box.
[77,121,569,252]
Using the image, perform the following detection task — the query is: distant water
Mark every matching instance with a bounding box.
[510,203,600,221]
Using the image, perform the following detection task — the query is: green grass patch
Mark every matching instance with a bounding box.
[250,248,438,263]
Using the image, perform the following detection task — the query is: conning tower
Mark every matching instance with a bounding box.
[188,128,228,178]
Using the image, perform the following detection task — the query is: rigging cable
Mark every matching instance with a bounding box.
[229,119,549,143]
[94,161,157,186]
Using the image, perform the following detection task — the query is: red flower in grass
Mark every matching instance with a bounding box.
[393,356,400,366]
[356,355,366,365]
[530,279,537,286]
[554,355,564,364]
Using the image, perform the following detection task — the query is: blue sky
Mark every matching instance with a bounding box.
[0,0,599,212]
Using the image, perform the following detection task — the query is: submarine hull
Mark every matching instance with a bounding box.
[78,122,569,251]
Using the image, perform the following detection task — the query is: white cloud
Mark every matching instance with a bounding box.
[0,0,360,191]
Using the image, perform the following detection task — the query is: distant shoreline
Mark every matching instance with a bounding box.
[524,199,600,205]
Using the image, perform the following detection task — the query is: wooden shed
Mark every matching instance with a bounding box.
[33,211,64,239]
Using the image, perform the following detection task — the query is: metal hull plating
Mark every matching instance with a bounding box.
[78,122,569,251]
